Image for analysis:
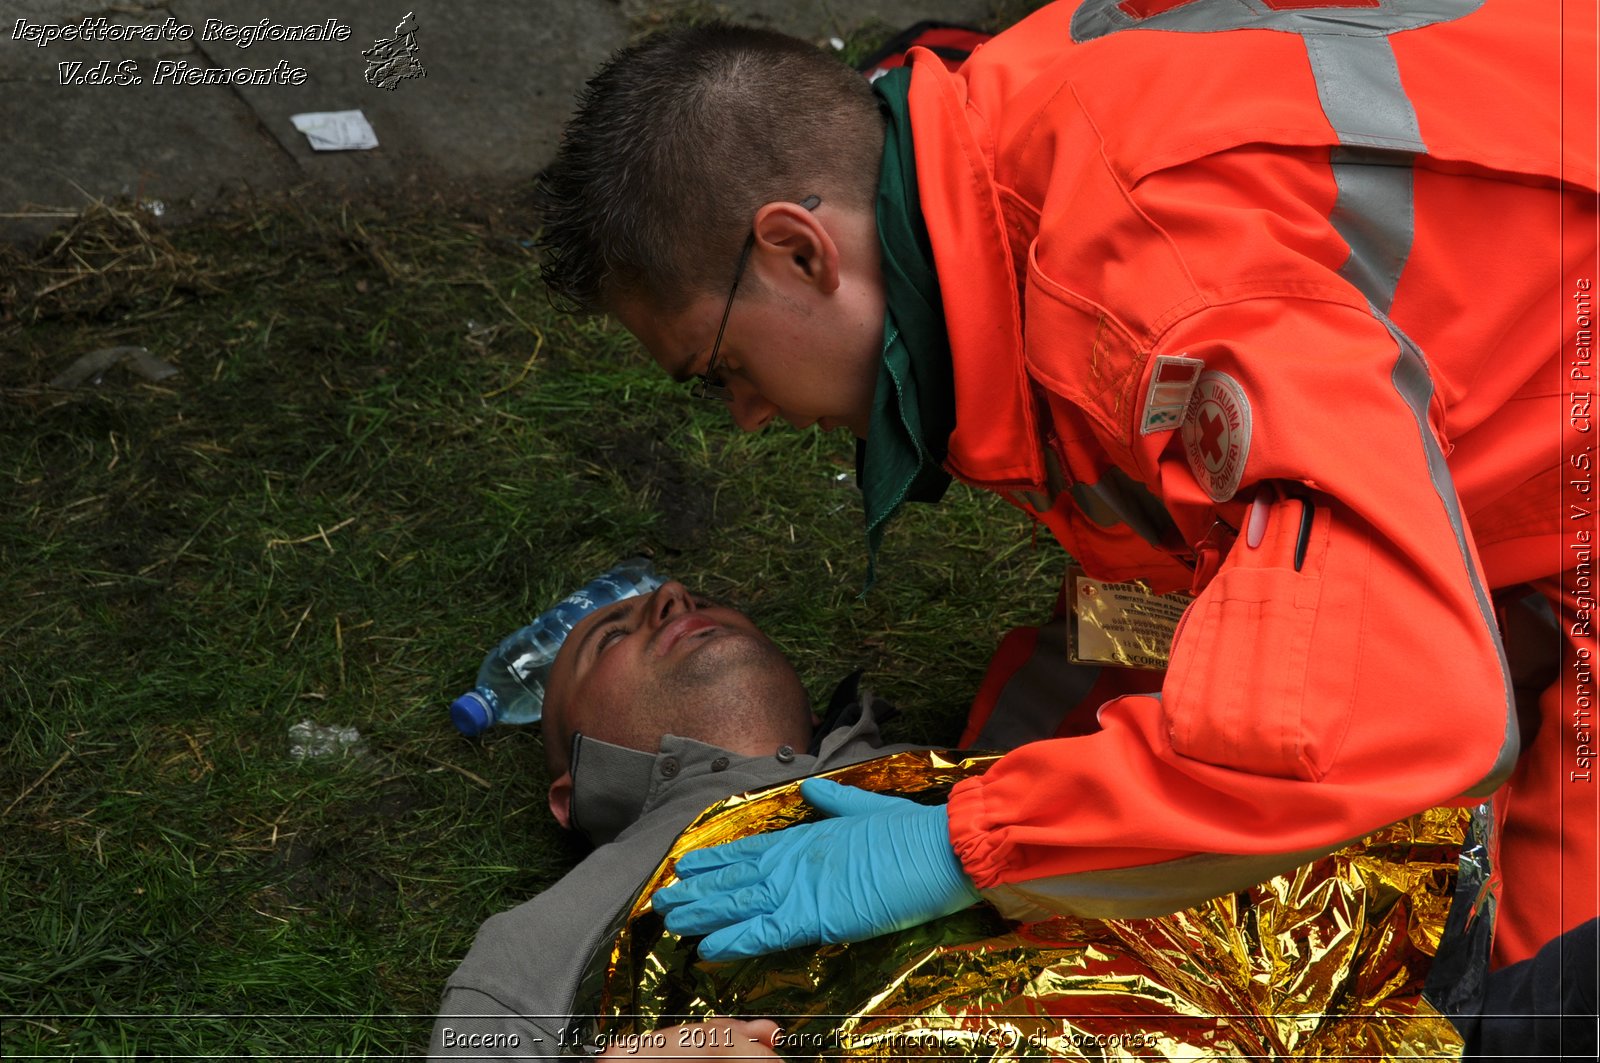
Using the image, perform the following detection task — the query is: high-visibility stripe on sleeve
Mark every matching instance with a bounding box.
[1383,313,1520,793]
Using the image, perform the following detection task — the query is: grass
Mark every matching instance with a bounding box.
[0,187,1063,1059]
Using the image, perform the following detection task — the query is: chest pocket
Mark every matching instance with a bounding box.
[1019,246,1198,587]
[1163,494,1361,782]
[1023,244,1148,457]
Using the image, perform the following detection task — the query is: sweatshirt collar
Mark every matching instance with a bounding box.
[567,701,890,847]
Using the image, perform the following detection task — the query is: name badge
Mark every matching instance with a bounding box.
[1067,565,1193,670]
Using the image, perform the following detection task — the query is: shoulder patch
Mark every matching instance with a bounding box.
[1139,355,1205,435]
[1180,370,1251,502]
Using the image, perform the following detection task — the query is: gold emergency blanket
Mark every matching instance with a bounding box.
[586,751,1475,1059]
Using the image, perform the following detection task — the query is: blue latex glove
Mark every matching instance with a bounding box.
[653,778,981,960]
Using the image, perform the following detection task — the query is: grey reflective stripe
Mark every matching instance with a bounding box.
[1383,313,1519,793]
[1304,32,1425,152]
[981,839,1348,923]
[1304,31,1424,312]
[1068,467,1181,550]
[1071,0,1483,43]
[1065,3,1485,312]
[1327,148,1416,313]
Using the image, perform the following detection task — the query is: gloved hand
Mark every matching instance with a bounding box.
[653,778,982,960]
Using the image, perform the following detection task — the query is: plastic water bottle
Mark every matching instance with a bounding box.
[450,557,662,736]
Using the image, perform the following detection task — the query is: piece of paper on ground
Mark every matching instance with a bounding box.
[290,110,379,151]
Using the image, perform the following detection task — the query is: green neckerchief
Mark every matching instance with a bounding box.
[859,66,957,591]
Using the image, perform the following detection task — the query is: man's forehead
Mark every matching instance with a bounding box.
[611,294,714,382]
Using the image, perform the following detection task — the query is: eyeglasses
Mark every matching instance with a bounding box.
[692,194,823,402]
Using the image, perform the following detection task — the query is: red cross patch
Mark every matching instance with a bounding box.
[1180,371,1252,502]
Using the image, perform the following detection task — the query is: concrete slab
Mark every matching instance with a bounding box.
[623,0,996,42]
[0,4,297,244]
[0,0,1010,246]
[165,0,628,192]
[0,1,632,242]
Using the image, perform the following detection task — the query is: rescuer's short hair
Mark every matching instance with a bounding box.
[536,23,885,314]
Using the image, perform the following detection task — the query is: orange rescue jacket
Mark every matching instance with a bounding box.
[916,0,1598,916]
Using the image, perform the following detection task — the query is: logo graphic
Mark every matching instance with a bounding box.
[363,12,426,91]
[1180,370,1251,502]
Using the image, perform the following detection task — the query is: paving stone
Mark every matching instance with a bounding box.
[1,0,1013,245]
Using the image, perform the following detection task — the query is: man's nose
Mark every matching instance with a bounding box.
[727,384,777,433]
[648,581,696,626]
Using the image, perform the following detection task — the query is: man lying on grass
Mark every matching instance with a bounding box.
[431,580,913,1058]
[429,580,1546,1062]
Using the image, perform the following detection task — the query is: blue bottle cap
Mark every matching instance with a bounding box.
[451,691,493,737]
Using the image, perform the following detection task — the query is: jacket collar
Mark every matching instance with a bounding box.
[904,50,1045,490]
